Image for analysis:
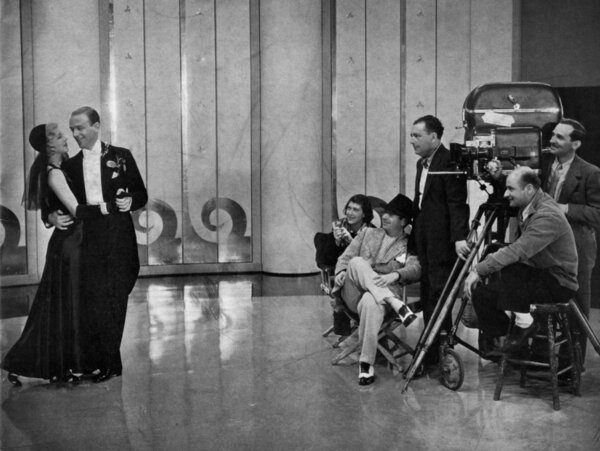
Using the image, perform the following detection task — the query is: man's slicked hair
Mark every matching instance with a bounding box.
[71,106,100,125]
[413,115,444,139]
[559,118,586,143]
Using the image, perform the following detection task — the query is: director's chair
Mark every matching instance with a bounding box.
[317,264,417,374]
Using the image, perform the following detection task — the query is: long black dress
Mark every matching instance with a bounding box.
[1,165,85,381]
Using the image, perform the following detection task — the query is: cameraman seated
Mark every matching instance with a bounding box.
[463,167,578,356]
[333,194,421,385]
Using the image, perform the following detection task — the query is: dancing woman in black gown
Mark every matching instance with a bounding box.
[1,124,116,385]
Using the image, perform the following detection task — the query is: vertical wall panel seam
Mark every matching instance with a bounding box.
[434,0,438,115]
[399,0,405,193]
[331,0,338,219]
[179,0,185,260]
[213,0,220,262]
[142,0,149,250]
[468,0,472,90]
[364,0,368,194]
[250,0,261,264]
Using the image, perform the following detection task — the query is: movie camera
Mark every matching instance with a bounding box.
[443,82,563,187]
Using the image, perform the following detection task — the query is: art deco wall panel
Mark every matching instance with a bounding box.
[109,0,258,268]
[260,0,322,273]
[365,0,401,201]
[335,0,367,207]
[0,0,27,277]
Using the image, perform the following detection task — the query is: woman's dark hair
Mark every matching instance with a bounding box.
[344,194,374,225]
[26,150,50,210]
[24,125,49,210]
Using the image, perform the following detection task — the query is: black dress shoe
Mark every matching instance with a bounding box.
[66,371,81,384]
[93,369,121,383]
[7,373,21,387]
[502,323,539,353]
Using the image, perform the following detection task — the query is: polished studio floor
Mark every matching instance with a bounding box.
[1,274,600,451]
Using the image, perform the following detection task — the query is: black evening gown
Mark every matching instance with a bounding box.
[1,170,85,381]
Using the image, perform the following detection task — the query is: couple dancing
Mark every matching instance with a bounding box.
[1,106,147,385]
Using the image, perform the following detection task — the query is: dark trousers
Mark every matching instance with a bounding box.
[472,263,576,338]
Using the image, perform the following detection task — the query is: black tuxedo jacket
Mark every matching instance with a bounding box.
[62,142,147,211]
[413,145,469,266]
[62,142,148,261]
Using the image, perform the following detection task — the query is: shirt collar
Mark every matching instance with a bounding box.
[422,144,441,169]
[553,154,575,170]
[82,140,102,157]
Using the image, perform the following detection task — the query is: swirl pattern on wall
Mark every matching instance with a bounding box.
[0,205,27,275]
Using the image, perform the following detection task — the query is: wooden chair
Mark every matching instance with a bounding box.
[494,302,581,410]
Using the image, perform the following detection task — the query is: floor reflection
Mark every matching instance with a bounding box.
[1,274,600,450]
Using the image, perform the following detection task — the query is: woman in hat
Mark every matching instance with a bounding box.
[1,124,114,385]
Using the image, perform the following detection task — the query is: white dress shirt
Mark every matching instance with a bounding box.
[82,140,104,204]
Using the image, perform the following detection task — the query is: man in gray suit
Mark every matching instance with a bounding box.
[333,194,421,385]
[542,118,600,363]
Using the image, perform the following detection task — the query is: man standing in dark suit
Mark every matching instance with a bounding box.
[64,106,148,382]
[542,118,600,363]
[411,115,470,365]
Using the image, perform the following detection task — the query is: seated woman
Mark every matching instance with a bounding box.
[315,195,374,336]
[333,194,421,385]
[315,194,374,268]
[332,194,374,255]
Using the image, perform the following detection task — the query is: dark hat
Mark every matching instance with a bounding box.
[384,194,413,221]
[29,124,47,152]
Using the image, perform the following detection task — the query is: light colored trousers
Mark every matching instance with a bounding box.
[341,257,403,365]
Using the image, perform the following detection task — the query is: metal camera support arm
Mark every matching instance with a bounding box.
[569,299,600,357]
[401,202,512,393]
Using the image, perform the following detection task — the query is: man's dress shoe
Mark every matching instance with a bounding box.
[7,373,21,387]
[358,365,375,386]
[93,369,121,383]
[502,323,539,353]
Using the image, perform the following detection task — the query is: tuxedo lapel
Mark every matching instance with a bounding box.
[100,142,112,188]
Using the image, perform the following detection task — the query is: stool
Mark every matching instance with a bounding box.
[493,302,581,411]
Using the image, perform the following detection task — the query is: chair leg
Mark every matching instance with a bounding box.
[322,325,335,338]
[561,314,581,396]
[331,330,359,365]
[494,355,508,401]
[547,315,560,411]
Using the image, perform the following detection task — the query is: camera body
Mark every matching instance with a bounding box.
[450,126,542,181]
[450,82,563,182]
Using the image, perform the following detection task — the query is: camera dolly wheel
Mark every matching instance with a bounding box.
[439,347,464,391]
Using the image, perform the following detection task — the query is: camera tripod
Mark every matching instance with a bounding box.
[401,200,600,393]
[401,201,514,393]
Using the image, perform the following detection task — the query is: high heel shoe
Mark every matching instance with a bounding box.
[66,370,81,384]
[7,373,22,387]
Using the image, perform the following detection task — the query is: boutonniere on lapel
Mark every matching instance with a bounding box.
[105,149,127,179]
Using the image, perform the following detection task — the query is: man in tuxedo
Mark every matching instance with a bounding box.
[411,115,470,366]
[63,106,147,382]
[542,118,600,363]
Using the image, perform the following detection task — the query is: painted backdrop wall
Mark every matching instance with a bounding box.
[1,0,517,285]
